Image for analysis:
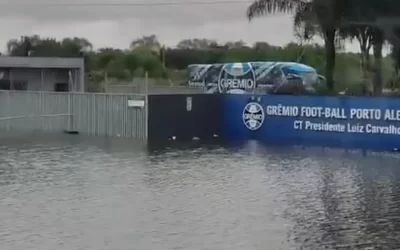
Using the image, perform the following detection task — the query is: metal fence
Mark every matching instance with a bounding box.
[99,77,205,95]
[105,84,204,94]
[0,90,147,139]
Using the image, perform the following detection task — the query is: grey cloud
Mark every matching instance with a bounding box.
[0,0,251,25]
[0,0,346,53]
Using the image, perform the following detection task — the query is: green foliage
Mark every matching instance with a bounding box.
[245,0,400,95]
[2,34,395,91]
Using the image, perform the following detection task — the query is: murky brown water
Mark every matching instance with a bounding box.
[1,135,400,249]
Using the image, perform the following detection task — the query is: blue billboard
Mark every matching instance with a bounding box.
[222,94,400,150]
[188,61,323,94]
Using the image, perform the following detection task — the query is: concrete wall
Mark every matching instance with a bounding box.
[0,57,85,92]
[0,68,82,92]
[0,56,84,69]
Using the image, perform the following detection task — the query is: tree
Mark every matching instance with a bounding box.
[247,0,348,92]
[7,35,41,56]
[6,35,93,57]
[124,52,141,78]
[340,25,373,91]
[339,0,400,95]
[253,42,273,50]
[4,34,396,93]
[292,1,373,93]
[130,34,161,52]
[176,38,218,49]
[223,40,248,49]
[61,37,93,55]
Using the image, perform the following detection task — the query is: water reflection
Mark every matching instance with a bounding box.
[0,136,400,249]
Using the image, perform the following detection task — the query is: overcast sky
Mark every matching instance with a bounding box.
[0,0,362,52]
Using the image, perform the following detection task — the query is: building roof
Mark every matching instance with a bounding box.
[0,56,84,69]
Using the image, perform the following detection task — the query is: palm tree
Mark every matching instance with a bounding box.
[247,0,347,91]
[338,0,400,95]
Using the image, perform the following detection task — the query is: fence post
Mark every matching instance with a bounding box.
[145,71,149,140]
[6,91,10,131]
[39,69,45,130]
[67,92,72,131]
[104,72,108,93]
[39,91,42,130]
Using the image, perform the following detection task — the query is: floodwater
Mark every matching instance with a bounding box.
[1,135,400,250]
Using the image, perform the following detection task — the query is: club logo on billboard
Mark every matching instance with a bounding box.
[188,72,205,87]
[218,63,256,94]
[243,102,264,130]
